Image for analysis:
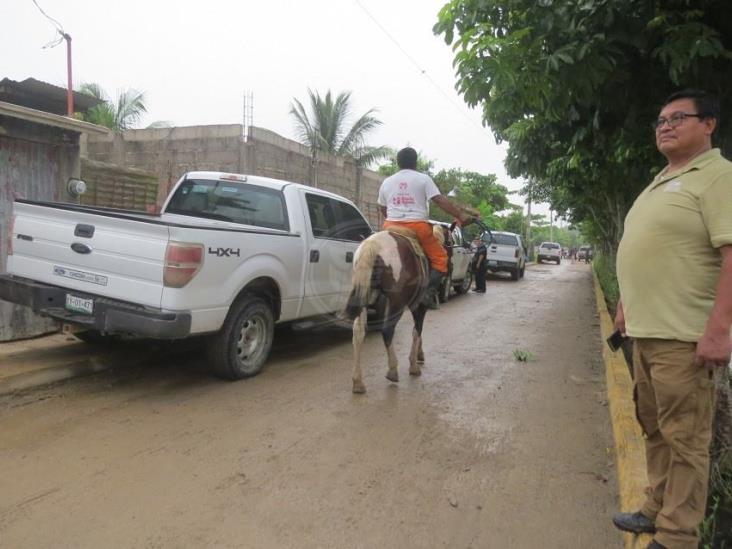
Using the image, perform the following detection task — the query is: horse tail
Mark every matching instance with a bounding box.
[345,236,379,321]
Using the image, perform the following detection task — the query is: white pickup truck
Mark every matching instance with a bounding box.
[0,172,373,379]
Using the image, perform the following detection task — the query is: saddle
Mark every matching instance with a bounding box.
[384,226,430,282]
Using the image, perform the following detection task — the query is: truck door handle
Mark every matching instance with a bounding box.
[310,250,320,263]
[345,252,353,263]
[74,224,95,238]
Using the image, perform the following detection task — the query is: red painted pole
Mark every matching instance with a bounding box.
[64,32,73,116]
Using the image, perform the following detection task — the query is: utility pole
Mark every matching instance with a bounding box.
[526,181,532,260]
[34,1,74,115]
[550,209,554,242]
[63,32,73,115]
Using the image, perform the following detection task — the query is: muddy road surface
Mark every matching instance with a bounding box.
[0,262,619,548]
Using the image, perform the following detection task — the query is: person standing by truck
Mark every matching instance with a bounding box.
[472,237,488,293]
[378,147,472,309]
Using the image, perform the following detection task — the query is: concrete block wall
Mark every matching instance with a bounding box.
[85,124,383,226]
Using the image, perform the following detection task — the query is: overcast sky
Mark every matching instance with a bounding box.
[3,0,551,216]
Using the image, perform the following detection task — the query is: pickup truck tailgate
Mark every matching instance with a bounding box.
[8,202,169,308]
[487,244,518,262]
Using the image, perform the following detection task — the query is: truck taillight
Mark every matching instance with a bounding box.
[164,242,204,288]
[514,248,520,258]
[7,214,15,256]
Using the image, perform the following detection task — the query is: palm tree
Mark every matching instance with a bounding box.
[290,89,391,167]
[78,83,147,131]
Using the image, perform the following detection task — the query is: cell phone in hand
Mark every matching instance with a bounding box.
[606,329,628,352]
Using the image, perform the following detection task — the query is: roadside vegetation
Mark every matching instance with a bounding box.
[433,1,732,543]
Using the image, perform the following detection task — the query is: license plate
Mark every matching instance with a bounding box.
[488,260,498,267]
[65,294,94,315]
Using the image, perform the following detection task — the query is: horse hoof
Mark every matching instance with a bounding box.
[386,371,399,383]
[409,369,422,377]
[352,381,366,394]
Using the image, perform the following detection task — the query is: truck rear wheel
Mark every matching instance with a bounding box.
[207,295,274,380]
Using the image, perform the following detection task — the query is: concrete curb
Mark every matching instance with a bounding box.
[0,354,114,395]
[0,334,166,396]
[592,270,653,548]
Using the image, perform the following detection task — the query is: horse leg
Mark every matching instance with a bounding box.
[352,309,367,394]
[409,305,427,376]
[383,309,403,383]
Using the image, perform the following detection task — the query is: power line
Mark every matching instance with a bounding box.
[30,0,66,48]
[352,0,486,133]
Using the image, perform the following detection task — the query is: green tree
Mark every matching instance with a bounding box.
[432,168,511,226]
[78,83,148,131]
[290,89,391,167]
[434,0,732,255]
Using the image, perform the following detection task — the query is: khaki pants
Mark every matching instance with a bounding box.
[633,339,716,549]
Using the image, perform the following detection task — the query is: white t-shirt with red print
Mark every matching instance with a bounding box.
[378,169,441,221]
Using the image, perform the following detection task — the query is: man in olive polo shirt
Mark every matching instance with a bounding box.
[612,89,732,549]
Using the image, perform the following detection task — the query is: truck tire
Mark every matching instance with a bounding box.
[510,267,520,281]
[439,273,452,303]
[455,271,473,295]
[207,295,274,380]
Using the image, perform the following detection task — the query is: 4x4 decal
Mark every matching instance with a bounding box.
[208,247,240,257]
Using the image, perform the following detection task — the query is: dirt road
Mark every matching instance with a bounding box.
[0,262,619,548]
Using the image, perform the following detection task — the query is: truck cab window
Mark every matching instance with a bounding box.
[332,200,372,242]
[306,194,336,237]
[167,179,288,231]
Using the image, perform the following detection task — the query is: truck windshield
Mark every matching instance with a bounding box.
[491,234,518,246]
[166,179,289,231]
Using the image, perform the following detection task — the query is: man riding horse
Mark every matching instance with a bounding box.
[378,147,473,309]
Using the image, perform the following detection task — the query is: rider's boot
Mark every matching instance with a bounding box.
[422,269,444,310]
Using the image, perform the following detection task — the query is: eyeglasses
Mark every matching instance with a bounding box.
[653,112,703,131]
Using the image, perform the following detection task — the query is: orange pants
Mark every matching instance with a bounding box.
[383,220,448,273]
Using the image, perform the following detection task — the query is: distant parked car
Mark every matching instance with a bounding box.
[537,242,562,264]
[578,246,593,261]
[485,231,525,281]
[431,221,474,302]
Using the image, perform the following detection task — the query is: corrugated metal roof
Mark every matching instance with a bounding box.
[0,100,109,134]
[0,77,103,115]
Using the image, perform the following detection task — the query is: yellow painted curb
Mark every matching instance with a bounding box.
[593,270,654,549]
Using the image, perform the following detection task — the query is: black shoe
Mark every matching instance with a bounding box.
[612,511,656,534]
[647,541,666,549]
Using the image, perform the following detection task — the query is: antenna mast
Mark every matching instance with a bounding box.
[242,91,253,141]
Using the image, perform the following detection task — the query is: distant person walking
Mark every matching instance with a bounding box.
[472,237,487,293]
[377,147,472,309]
[612,89,732,549]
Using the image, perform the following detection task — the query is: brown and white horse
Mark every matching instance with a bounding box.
[344,227,440,394]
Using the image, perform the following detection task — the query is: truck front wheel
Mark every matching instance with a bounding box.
[208,296,274,380]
